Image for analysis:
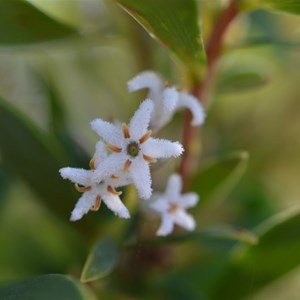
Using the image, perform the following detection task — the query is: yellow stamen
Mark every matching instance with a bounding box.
[143,154,157,164]
[89,158,95,170]
[75,184,92,193]
[123,159,132,172]
[107,144,122,153]
[122,123,130,139]
[111,174,120,179]
[91,195,101,211]
[107,185,122,196]
[139,130,152,144]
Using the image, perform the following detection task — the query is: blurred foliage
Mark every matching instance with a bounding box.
[0,0,299,299]
[0,0,76,45]
[0,274,97,300]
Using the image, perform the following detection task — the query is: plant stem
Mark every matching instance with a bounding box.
[179,0,238,191]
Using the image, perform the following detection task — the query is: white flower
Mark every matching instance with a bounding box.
[59,141,130,221]
[90,99,184,200]
[128,71,205,132]
[150,173,199,236]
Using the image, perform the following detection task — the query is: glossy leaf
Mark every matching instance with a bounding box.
[126,225,258,248]
[191,151,249,205]
[0,96,76,217]
[117,0,206,81]
[0,274,97,300]
[211,208,300,300]
[238,0,300,14]
[81,237,120,283]
[0,0,76,46]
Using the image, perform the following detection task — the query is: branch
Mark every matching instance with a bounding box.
[179,0,239,190]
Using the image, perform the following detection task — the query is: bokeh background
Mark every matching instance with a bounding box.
[0,0,300,299]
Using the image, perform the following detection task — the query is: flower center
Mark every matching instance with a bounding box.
[168,202,178,213]
[127,142,140,157]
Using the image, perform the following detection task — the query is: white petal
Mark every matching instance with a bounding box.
[149,87,178,133]
[92,152,128,183]
[174,210,196,231]
[90,119,123,147]
[150,196,169,213]
[102,193,130,219]
[177,92,205,126]
[141,138,184,159]
[129,99,153,140]
[70,190,97,221]
[157,214,174,236]
[94,141,108,167]
[129,158,152,199]
[180,193,199,208]
[59,167,92,186]
[165,173,182,199]
[104,171,133,187]
[162,87,179,112]
[127,71,163,100]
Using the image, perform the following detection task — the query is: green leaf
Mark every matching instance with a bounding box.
[211,208,300,300]
[0,96,75,217]
[0,274,97,300]
[216,68,268,93]
[117,0,206,81]
[238,0,300,15]
[0,165,12,209]
[126,225,258,248]
[191,151,249,205]
[0,0,76,46]
[81,237,120,283]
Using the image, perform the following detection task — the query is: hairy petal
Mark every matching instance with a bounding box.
[165,173,182,199]
[151,196,169,212]
[163,86,179,112]
[59,167,92,186]
[157,214,174,236]
[129,159,152,199]
[141,138,184,159]
[94,141,108,167]
[92,152,128,183]
[129,99,153,140]
[180,193,199,208]
[127,71,163,100]
[102,193,130,219]
[70,190,97,221]
[105,171,133,188]
[177,92,205,126]
[174,210,196,231]
[90,119,123,147]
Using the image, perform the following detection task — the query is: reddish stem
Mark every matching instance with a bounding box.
[179,0,238,191]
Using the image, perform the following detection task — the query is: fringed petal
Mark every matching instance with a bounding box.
[141,138,184,159]
[177,92,205,126]
[129,99,153,140]
[59,167,92,186]
[90,119,123,147]
[129,159,152,199]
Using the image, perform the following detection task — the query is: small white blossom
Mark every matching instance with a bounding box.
[128,71,205,132]
[150,173,199,236]
[59,141,130,221]
[91,99,184,200]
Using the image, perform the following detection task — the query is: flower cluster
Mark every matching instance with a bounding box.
[60,71,204,235]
